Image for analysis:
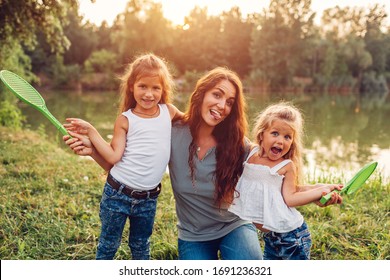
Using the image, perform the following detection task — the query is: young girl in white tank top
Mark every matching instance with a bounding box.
[64,54,182,260]
[229,102,342,260]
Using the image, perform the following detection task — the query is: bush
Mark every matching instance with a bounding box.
[0,100,25,129]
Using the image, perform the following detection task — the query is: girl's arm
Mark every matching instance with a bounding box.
[63,132,113,171]
[282,163,343,207]
[167,103,184,121]
[298,184,343,206]
[64,116,127,166]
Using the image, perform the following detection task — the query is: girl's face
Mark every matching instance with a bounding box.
[200,80,236,128]
[261,119,294,161]
[133,75,163,113]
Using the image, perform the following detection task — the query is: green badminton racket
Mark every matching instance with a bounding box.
[0,70,70,137]
[320,161,378,204]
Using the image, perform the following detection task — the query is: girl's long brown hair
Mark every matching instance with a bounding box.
[183,67,248,207]
[118,53,174,113]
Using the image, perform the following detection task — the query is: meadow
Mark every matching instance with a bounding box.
[0,126,389,260]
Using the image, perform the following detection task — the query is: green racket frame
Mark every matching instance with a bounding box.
[320,161,378,204]
[0,70,70,136]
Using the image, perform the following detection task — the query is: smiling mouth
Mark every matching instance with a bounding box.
[271,147,282,154]
[210,109,222,120]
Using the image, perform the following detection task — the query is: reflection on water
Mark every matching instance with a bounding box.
[21,90,390,182]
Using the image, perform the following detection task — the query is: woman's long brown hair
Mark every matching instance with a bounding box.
[183,67,248,207]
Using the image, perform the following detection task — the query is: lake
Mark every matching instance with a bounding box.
[20,89,390,182]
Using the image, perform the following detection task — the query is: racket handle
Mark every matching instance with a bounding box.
[42,107,72,137]
[320,191,335,204]
[58,125,71,137]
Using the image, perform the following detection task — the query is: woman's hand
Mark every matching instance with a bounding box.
[63,118,94,135]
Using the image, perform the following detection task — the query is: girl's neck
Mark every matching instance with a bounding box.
[132,105,160,118]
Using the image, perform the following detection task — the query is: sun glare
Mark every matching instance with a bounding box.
[78,0,389,26]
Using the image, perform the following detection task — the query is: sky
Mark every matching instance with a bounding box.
[78,0,390,26]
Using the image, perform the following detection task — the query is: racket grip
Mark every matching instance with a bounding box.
[58,125,71,137]
[320,191,334,204]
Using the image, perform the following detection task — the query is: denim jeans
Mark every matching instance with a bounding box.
[96,181,158,260]
[263,221,312,260]
[178,223,263,260]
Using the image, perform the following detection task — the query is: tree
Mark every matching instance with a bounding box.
[0,0,79,126]
[250,0,315,89]
[63,10,99,66]
[174,6,223,73]
[219,7,254,77]
[364,4,388,74]
[111,0,174,66]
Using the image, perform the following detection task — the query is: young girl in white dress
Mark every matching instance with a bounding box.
[229,102,342,260]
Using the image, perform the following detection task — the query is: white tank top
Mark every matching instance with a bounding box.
[110,104,171,190]
[229,146,304,233]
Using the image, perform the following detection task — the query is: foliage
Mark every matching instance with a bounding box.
[1,0,390,122]
[360,72,389,97]
[250,0,316,89]
[111,0,174,66]
[84,50,118,74]
[0,100,25,129]
[0,0,79,125]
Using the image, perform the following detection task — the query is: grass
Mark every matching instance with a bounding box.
[0,126,389,260]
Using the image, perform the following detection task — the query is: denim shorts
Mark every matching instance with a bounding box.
[96,181,158,260]
[263,221,312,260]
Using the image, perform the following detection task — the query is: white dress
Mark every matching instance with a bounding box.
[229,146,304,233]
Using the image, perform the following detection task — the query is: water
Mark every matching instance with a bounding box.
[20,89,390,182]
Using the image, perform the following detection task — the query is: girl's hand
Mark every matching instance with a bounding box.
[315,184,343,207]
[63,131,93,156]
[63,118,94,135]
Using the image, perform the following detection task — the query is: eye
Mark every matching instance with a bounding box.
[271,131,279,136]
[153,86,162,91]
[226,99,235,107]
[213,92,221,98]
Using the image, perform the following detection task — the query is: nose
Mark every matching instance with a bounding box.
[145,88,153,97]
[216,98,226,110]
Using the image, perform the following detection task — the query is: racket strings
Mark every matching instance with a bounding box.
[1,71,45,107]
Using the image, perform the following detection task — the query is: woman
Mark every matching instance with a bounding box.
[64,67,341,260]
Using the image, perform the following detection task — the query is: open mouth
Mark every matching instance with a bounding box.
[271,147,282,154]
[210,109,222,120]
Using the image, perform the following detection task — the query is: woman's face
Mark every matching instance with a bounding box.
[200,80,236,127]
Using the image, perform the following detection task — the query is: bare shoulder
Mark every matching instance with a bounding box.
[115,114,129,131]
[284,160,296,174]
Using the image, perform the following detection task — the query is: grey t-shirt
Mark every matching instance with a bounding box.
[169,122,250,241]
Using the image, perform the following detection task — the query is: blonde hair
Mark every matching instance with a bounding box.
[118,53,174,113]
[253,101,304,184]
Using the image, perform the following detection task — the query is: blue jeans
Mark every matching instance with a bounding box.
[263,221,312,260]
[96,182,158,260]
[178,223,263,260]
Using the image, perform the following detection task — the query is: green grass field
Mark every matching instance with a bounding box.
[0,126,389,260]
